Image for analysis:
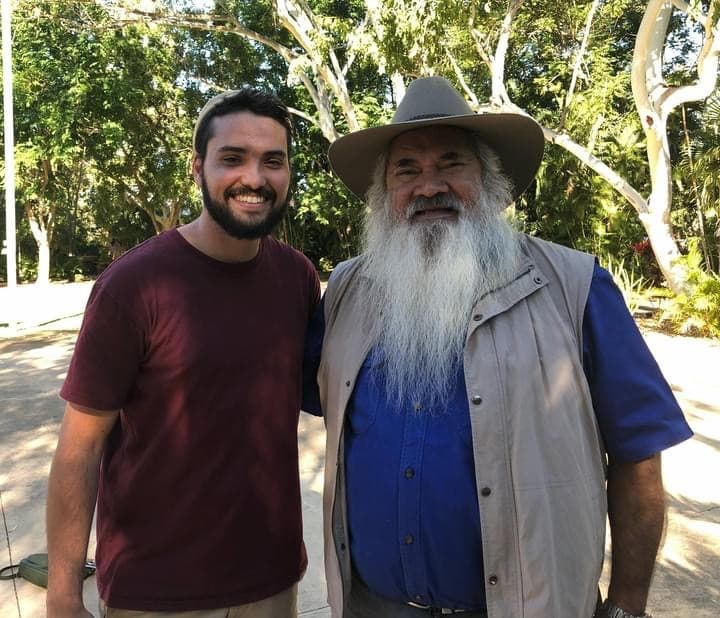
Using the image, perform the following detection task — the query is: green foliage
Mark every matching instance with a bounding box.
[283,117,365,269]
[8,0,110,280]
[663,242,720,338]
[6,0,199,280]
[5,0,718,294]
[676,92,720,274]
[599,254,648,316]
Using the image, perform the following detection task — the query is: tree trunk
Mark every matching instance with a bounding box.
[630,1,685,293]
[25,201,53,286]
[36,237,51,286]
[27,215,51,285]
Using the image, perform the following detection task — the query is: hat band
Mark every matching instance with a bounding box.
[404,113,458,121]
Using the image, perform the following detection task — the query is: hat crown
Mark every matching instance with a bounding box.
[392,77,475,124]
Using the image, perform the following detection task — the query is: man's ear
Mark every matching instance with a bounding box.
[191,156,203,186]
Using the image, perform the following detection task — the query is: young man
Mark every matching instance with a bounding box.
[307,77,692,618]
[47,89,320,618]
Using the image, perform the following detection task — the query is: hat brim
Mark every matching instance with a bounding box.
[328,113,545,202]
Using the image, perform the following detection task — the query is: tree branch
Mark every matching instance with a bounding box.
[559,0,602,130]
[490,0,526,107]
[446,50,480,109]
[670,0,708,26]
[110,6,302,65]
[660,1,720,114]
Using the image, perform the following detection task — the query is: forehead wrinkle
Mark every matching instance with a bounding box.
[389,138,474,160]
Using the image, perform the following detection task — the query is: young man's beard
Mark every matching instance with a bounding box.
[360,187,521,410]
[201,177,289,240]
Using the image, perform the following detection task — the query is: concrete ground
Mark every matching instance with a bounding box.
[1,281,719,616]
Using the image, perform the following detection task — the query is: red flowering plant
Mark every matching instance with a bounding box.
[632,238,651,254]
[630,238,661,284]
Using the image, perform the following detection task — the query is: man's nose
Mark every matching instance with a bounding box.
[238,163,266,190]
[411,171,448,198]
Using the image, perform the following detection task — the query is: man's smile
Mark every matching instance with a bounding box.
[411,207,458,222]
[225,186,275,210]
[407,195,462,222]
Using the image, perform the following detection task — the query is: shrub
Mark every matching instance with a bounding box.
[601,255,648,316]
[662,242,720,338]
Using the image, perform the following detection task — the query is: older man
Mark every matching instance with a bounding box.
[304,77,692,618]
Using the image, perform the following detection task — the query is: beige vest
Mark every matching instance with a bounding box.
[318,235,606,618]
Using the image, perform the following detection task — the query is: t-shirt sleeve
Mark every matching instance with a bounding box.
[582,263,693,461]
[60,278,146,411]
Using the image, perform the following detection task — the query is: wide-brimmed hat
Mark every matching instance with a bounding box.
[328,76,544,202]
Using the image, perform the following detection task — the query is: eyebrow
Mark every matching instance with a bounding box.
[217,146,287,159]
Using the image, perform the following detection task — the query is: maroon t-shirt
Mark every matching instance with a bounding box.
[60,229,320,611]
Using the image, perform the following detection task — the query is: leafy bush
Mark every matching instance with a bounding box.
[663,242,720,338]
[601,254,648,315]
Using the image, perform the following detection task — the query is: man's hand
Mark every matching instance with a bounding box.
[606,453,665,616]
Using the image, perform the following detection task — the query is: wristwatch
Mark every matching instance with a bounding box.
[596,599,653,618]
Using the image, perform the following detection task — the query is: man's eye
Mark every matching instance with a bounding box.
[396,168,417,176]
[223,157,240,164]
[266,159,284,168]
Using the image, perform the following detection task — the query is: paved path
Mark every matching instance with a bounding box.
[1,282,719,616]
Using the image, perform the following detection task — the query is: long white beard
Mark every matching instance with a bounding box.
[360,193,522,409]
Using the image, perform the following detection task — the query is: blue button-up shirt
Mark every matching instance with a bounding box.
[302,263,692,610]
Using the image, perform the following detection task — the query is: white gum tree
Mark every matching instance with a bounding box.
[456,0,718,293]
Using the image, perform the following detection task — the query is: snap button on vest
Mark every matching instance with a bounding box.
[471,395,483,405]
[481,487,491,497]
[488,575,498,585]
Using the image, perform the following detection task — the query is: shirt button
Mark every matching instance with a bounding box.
[481,487,492,497]
[488,575,498,585]
[473,313,483,321]
[404,467,415,479]
[533,276,543,284]
[471,395,483,405]
[404,535,414,545]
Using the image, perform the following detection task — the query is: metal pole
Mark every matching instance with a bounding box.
[2,0,17,332]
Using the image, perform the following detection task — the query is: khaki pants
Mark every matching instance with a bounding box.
[100,583,298,618]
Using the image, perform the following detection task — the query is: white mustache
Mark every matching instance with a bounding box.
[406,195,463,219]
